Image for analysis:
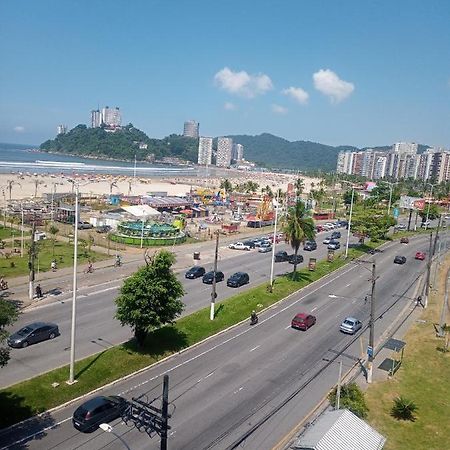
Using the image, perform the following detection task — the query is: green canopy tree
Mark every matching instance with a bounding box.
[294,178,305,197]
[220,179,233,194]
[351,208,396,243]
[48,224,59,257]
[115,250,184,347]
[0,299,19,367]
[283,201,315,274]
[419,203,441,222]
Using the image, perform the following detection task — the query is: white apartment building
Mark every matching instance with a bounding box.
[216,137,233,167]
[373,155,387,179]
[392,142,419,154]
[183,120,199,138]
[102,106,121,127]
[336,151,354,174]
[197,137,213,165]
[91,109,102,128]
[57,124,67,135]
[233,143,244,162]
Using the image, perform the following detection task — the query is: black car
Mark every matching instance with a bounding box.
[72,395,127,433]
[202,271,225,284]
[96,225,111,233]
[394,255,407,264]
[243,240,256,249]
[227,272,249,287]
[274,251,289,262]
[185,266,206,279]
[7,322,60,348]
[303,241,317,251]
[331,231,341,239]
[288,254,304,264]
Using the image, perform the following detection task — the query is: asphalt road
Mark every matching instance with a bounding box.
[0,232,435,450]
[1,228,358,389]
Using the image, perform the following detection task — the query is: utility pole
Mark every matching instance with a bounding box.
[407,208,413,231]
[432,215,442,257]
[28,218,36,300]
[344,186,355,258]
[161,374,169,450]
[367,262,376,383]
[210,231,219,320]
[269,190,280,292]
[438,268,450,337]
[424,232,433,309]
[335,361,342,410]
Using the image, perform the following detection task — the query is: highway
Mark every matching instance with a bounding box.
[0,232,433,450]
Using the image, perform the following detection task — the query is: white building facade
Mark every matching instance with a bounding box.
[183,120,199,138]
[197,137,213,165]
[216,137,233,167]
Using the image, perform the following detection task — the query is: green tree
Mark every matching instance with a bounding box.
[0,299,19,367]
[220,179,233,194]
[391,396,418,421]
[294,178,305,197]
[262,185,274,198]
[343,189,359,206]
[351,208,395,243]
[283,201,315,274]
[115,250,184,346]
[419,203,441,222]
[48,225,59,257]
[328,382,369,419]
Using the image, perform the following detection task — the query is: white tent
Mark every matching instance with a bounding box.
[121,205,160,218]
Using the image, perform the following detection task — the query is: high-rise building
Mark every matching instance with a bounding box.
[102,106,121,127]
[216,137,233,167]
[392,142,418,154]
[183,120,199,138]
[91,109,102,128]
[232,143,244,162]
[336,151,354,174]
[198,137,213,165]
[57,124,67,135]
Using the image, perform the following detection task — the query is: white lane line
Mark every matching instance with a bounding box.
[345,283,351,287]
[233,387,244,394]
[204,371,215,379]
[88,286,120,296]
[249,345,260,352]
[311,307,318,312]
[285,325,291,329]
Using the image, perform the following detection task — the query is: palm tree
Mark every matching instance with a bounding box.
[48,224,59,257]
[220,179,232,194]
[283,200,315,275]
[262,185,274,198]
[294,178,305,198]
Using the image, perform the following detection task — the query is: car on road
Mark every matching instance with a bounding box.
[288,254,304,264]
[415,251,426,260]
[274,250,289,262]
[95,225,112,233]
[258,244,272,253]
[228,242,251,251]
[323,236,333,244]
[7,322,60,348]
[400,237,409,244]
[268,234,282,244]
[202,271,225,284]
[72,395,128,433]
[327,240,341,250]
[331,231,341,239]
[227,272,249,287]
[77,221,93,230]
[340,317,362,334]
[185,266,206,279]
[291,313,316,331]
[395,224,407,230]
[303,241,317,251]
[242,240,256,249]
[421,220,431,228]
[394,255,407,264]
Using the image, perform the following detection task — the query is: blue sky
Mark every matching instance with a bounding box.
[1,0,449,148]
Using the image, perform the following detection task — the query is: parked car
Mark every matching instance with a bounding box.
[258,245,272,253]
[415,251,426,260]
[243,240,256,249]
[274,250,289,262]
[291,313,316,331]
[323,236,333,244]
[96,225,112,233]
[421,220,431,228]
[394,255,407,264]
[288,254,304,264]
[331,231,341,239]
[227,272,249,287]
[202,271,225,284]
[72,395,127,433]
[316,225,324,232]
[340,317,362,334]
[268,235,281,244]
[7,322,60,348]
[395,224,407,230]
[229,242,251,251]
[77,221,93,230]
[328,240,341,250]
[303,241,317,251]
[185,266,206,279]
[400,237,409,244]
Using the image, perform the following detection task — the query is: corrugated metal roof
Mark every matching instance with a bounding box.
[294,409,386,450]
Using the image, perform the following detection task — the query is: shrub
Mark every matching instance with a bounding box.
[328,382,369,419]
[391,396,418,421]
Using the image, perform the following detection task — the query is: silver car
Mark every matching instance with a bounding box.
[340,317,362,334]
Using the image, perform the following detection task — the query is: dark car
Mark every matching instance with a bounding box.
[202,271,225,284]
[274,251,289,262]
[243,240,256,249]
[328,240,341,250]
[394,255,407,264]
[185,266,206,279]
[96,225,111,233]
[288,254,304,264]
[303,241,317,251]
[291,313,316,331]
[72,395,127,433]
[400,237,409,244]
[331,231,341,239]
[7,322,59,348]
[227,272,249,287]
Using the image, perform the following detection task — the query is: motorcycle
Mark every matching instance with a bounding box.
[0,281,8,291]
[250,315,258,326]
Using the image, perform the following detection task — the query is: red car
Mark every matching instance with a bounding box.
[291,313,316,331]
[415,251,426,260]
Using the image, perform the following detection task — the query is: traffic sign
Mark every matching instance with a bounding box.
[393,208,399,218]
[367,346,373,358]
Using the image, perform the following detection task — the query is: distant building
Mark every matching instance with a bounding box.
[183,120,199,138]
[216,137,233,167]
[102,106,121,127]
[57,124,67,135]
[198,137,213,165]
[91,109,102,128]
[232,143,244,162]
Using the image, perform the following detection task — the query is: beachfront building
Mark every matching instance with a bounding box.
[183,120,199,138]
[91,109,102,128]
[216,137,233,167]
[198,137,213,165]
[232,143,244,163]
[102,106,121,127]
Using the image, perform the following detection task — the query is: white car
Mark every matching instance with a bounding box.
[229,242,251,251]
[323,236,332,244]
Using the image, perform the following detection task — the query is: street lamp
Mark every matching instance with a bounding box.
[99,423,131,450]
[269,190,281,291]
[382,181,399,216]
[425,183,435,230]
[341,181,355,258]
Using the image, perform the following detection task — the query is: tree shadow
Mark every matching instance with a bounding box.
[0,391,56,448]
[214,304,224,318]
[75,350,108,379]
[283,271,312,283]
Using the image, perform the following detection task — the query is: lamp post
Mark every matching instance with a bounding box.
[341,181,355,258]
[383,181,398,216]
[20,204,24,257]
[99,424,131,450]
[269,190,280,292]
[425,183,435,230]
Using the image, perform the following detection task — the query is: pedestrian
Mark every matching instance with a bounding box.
[416,295,423,307]
[36,284,43,298]
[51,260,57,272]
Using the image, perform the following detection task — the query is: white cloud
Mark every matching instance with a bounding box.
[13,126,25,132]
[282,86,309,104]
[224,101,237,111]
[272,104,288,115]
[313,69,354,103]
[214,67,273,98]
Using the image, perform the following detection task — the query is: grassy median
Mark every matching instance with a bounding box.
[0,241,383,429]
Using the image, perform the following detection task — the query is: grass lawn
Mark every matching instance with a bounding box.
[365,259,450,450]
[0,225,30,240]
[0,240,383,428]
[0,239,109,278]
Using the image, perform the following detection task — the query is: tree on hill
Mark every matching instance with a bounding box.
[0,299,19,367]
[115,250,184,347]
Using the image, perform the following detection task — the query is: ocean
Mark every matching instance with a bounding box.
[0,143,199,177]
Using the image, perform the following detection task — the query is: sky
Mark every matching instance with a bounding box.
[1,0,449,148]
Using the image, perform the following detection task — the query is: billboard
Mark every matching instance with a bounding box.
[399,195,425,211]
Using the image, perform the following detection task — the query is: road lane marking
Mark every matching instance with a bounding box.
[249,345,260,352]
[285,325,291,329]
[345,283,351,287]
[233,387,244,394]
[88,286,119,296]
[311,307,318,312]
